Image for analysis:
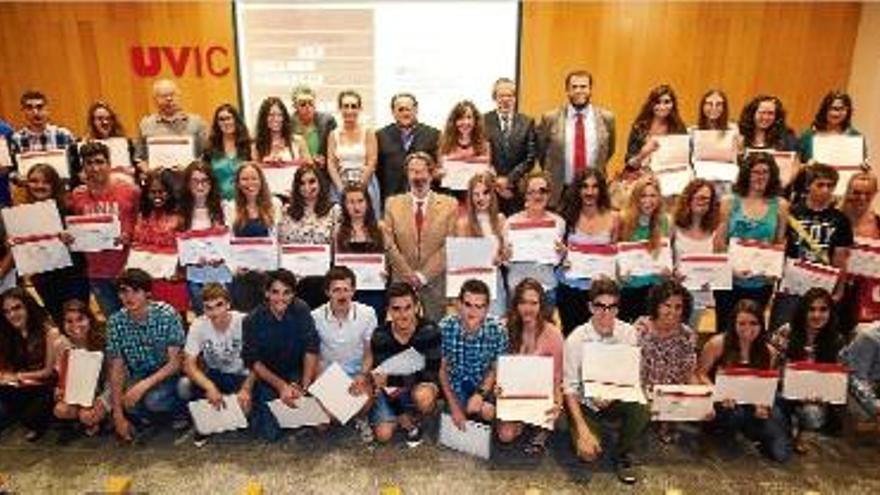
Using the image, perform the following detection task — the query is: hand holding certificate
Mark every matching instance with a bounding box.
[693,130,739,182]
[779,258,840,296]
[62,349,104,407]
[16,149,70,179]
[617,240,672,278]
[711,367,779,406]
[0,136,12,168]
[496,355,555,429]
[581,343,646,404]
[678,254,732,291]
[446,237,498,298]
[1,200,72,275]
[268,397,331,429]
[729,239,785,278]
[66,214,122,252]
[782,361,847,405]
[334,253,385,290]
[508,218,559,264]
[308,362,368,425]
[176,227,231,266]
[651,385,714,422]
[188,395,249,435]
[848,237,880,278]
[648,135,693,196]
[260,160,301,196]
[146,136,194,170]
[280,243,331,277]
[440,160,489,191]
[228,237,279,272]
[566,242,617,280]
[439,413,491,459]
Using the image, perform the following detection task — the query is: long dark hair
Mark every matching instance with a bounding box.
[561,169,611,232]
[787,288,842,363]
[721,299,772,369]
[697,89,730,131]
[738,95,793,149]
[811,90,853,132]
[336,185,382,252]
[179,160,225,230]
[287,164,332,221]
[254,97,292,160]
[86,100,125,138]
[505,278,554,353]
[732,151,782,198]
[207,103,252,161]
[440,100,487,156]
[0,287,52,371]
[630,84,687,139]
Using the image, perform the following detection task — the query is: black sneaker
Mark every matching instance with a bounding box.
[193,433,209,448]
[405,425,423,448]
[614,454,639,485]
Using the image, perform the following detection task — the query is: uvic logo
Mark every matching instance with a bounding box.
[131,45,230,78]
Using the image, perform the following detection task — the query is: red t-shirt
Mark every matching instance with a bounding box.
[68,180,141,279]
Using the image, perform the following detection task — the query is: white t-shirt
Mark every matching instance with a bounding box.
[184,311,247,375]
[312,302,378,376]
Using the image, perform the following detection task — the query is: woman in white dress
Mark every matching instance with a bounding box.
[327,90,380,217]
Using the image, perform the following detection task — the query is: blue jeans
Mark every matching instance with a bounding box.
[180,370,247,400]
[126,377,186,426]
[370,387,416,426]
[90,279,122,318]
[250,382,286,442]
[712,401,792,462]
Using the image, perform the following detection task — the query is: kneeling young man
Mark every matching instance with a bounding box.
[370,282,442,446]
[439,279,508,429]
[563,279,649,485]
[183,283,255,445]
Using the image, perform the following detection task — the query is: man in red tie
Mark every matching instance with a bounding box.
[537,70,616,208]
[382,152,458,322]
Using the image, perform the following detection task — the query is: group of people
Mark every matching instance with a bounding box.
[1,70,879,485]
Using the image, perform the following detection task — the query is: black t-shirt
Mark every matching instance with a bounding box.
[786,203,853,264]
[370,320,441,388]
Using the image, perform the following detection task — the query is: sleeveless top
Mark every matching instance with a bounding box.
[334,128,367,185]
[624,215,669,288]
[673,229,714,264]
[728,195,778,288]
[211,155,240,201]
[558,230,614,289]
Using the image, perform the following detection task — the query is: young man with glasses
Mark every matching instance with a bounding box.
[562,278,648,485]
[439,279,508,430]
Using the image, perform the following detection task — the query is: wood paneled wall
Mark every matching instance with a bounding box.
[0,1,238,137]
[520,1,862,175]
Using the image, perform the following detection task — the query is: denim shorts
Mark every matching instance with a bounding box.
[370,387,416,425]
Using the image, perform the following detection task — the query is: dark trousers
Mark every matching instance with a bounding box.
[580,401,650,460]
[712,401,792,463]
[0,384,54,433]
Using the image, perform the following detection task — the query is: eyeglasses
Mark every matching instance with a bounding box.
[462,300,488,310]
[341,103,359,110]
[527,187,549,196]
[591,302,618,312]
[296,100,315,107]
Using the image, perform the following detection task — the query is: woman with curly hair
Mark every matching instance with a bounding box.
[437,100,492,199]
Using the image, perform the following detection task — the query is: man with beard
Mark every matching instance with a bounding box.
[537,70,615,208]
[383,152,457,322]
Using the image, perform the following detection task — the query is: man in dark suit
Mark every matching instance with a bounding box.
[291,85,337,169]
[375,93,440,204]
[484,78,537,214]
[537,70,616,208]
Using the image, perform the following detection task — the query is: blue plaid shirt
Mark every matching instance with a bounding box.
[440,314,508,401]
[106,301,185,381]
[10,124,76,152]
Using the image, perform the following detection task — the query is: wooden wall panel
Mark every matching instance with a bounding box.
[0,1,237,137]
[519,1,862,175]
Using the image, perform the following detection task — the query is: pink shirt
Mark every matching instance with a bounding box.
[520,325,564,385]
[69,180,141,279]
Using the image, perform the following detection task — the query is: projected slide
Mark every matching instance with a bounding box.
[235,1,519,128]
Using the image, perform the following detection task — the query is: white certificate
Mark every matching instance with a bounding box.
[779,258,840,296]
[94,137,133,172]
[848,237,880,278]
[176,227,231,265]
[439,413,491,460]
[441,160,489,191]
[1,200,72,275]
[308,362,368,425]
[692,129,738,174]
[496,355,555,429]
[374,347,425,376]
[280,243,331,277]
[446,236,498,298]
[260,161,299,196]
[678,254,732,291]
[711,367,780,406]
[268,397,331,429]
[0,135,12,168]
[16,148,69,179]
[228,237,279,272]
[581,343,646,404]
[508,218,559,264]
[649,135,691,169]
[66,214,122,252]
[334,253,385,291]
[566,242,617,280]
[63,349,103,407]
[616,239,672,278]
[652,164,694,196]
[728,239,785,278]
[782,361,847,405]
[146,135,194,170]
[126,245,179,279]
[188,395,249,435]
[745,149,797,185]
[814,135,865,196]
[650,384,714,422]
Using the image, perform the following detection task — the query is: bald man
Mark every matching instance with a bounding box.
[135,79,208,168]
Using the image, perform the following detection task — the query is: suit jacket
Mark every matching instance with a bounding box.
[376,122,441,202]
[538,105,615,206]
[382,192,457,284]
[484,110,537,184]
